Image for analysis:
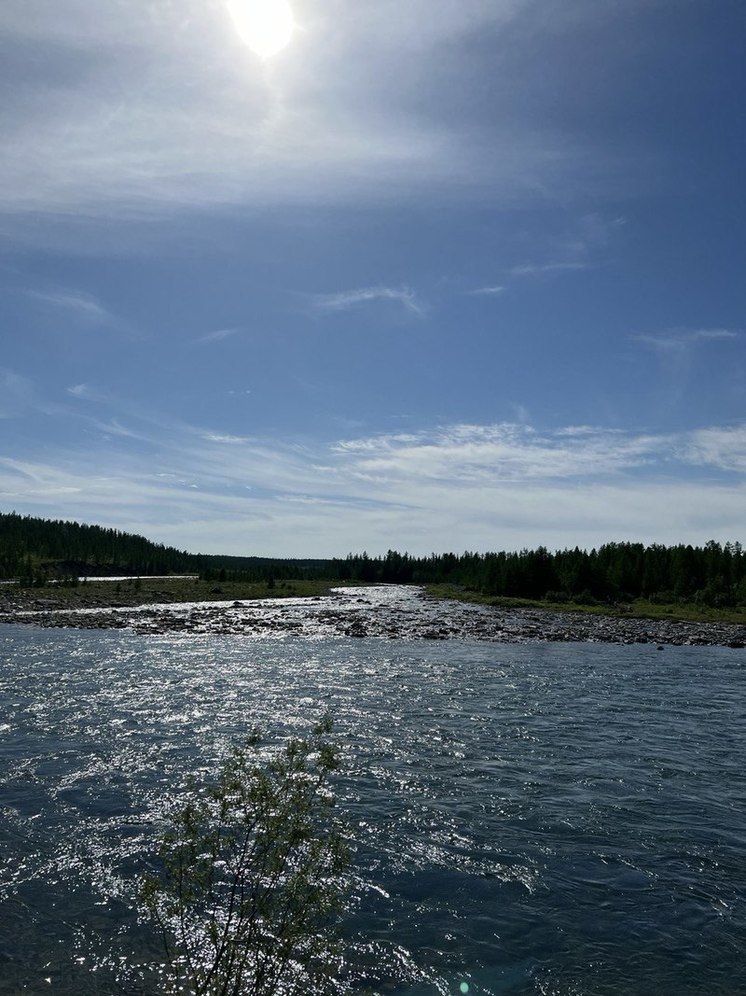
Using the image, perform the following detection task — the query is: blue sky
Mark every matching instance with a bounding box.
[1,0,744,557]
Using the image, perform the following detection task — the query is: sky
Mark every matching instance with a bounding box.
[0,0,744,558]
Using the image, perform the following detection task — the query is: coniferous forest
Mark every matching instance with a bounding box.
[1,511,744,608]
[0,512,195,581]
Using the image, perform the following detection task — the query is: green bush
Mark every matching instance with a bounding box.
[543,590,570,604]
[141,718,350,996]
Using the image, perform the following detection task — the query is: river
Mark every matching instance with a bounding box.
[0,615,744,994]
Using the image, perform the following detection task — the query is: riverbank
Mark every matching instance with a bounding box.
[0,575,337,610]
[1,582,744,647]
[426,583,746,626]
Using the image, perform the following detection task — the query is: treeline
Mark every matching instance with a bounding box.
[0,512,196,581]
[199,556,335,585]
[200,542,746,607]
[333,543,746,607]
[2,512,744,607]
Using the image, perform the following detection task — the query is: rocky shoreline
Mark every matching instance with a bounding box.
[1,584,744,648]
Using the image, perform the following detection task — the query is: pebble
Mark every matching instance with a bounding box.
[1,585,744,649]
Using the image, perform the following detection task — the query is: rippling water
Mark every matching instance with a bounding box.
[0,618,744,994]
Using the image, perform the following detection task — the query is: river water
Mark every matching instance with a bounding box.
[0,614,744,994]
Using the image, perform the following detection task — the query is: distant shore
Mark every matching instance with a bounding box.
[1,580,744,648]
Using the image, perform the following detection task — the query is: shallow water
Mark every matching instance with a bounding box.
[0,623,744,994]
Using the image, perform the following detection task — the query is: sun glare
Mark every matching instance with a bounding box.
[227,0,295,59]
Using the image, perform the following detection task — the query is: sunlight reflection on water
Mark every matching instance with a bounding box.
[0,624,744,994]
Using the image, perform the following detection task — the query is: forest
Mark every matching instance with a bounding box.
[1,511,744,608]
[0,511,196,580]
[329,544,746,608]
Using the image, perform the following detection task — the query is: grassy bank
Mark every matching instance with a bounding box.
[425,584,746,626]
[5,577,745,627]
[0,576,350,611]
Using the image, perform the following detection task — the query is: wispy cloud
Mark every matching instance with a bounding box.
[508,261,589,278]
[680,425,746,473]
[332,423,668,483]
[196,327,240,345]
[489,213,620,290]
[0,368,58,418]
[630,328,741,413]
[311,285,425,317]
[3,409,744,555]
[468,285,506,296]
[633,328,740,351]
[0,0,620,242]
[91,418,149,442]
[26,286,138,337]
[201,432,251,445]
[27,288,112,325]
[66,383,113,404]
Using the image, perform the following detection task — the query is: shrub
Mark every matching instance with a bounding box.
[141,718,350,996]
[543,590,570,604]
[575,589,599,606]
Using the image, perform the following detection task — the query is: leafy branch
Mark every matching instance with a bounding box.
[141,718,350,996]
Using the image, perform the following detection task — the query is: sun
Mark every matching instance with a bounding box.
[227,0,295,59]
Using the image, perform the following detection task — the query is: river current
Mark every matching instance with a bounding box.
[0,605,744,994]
